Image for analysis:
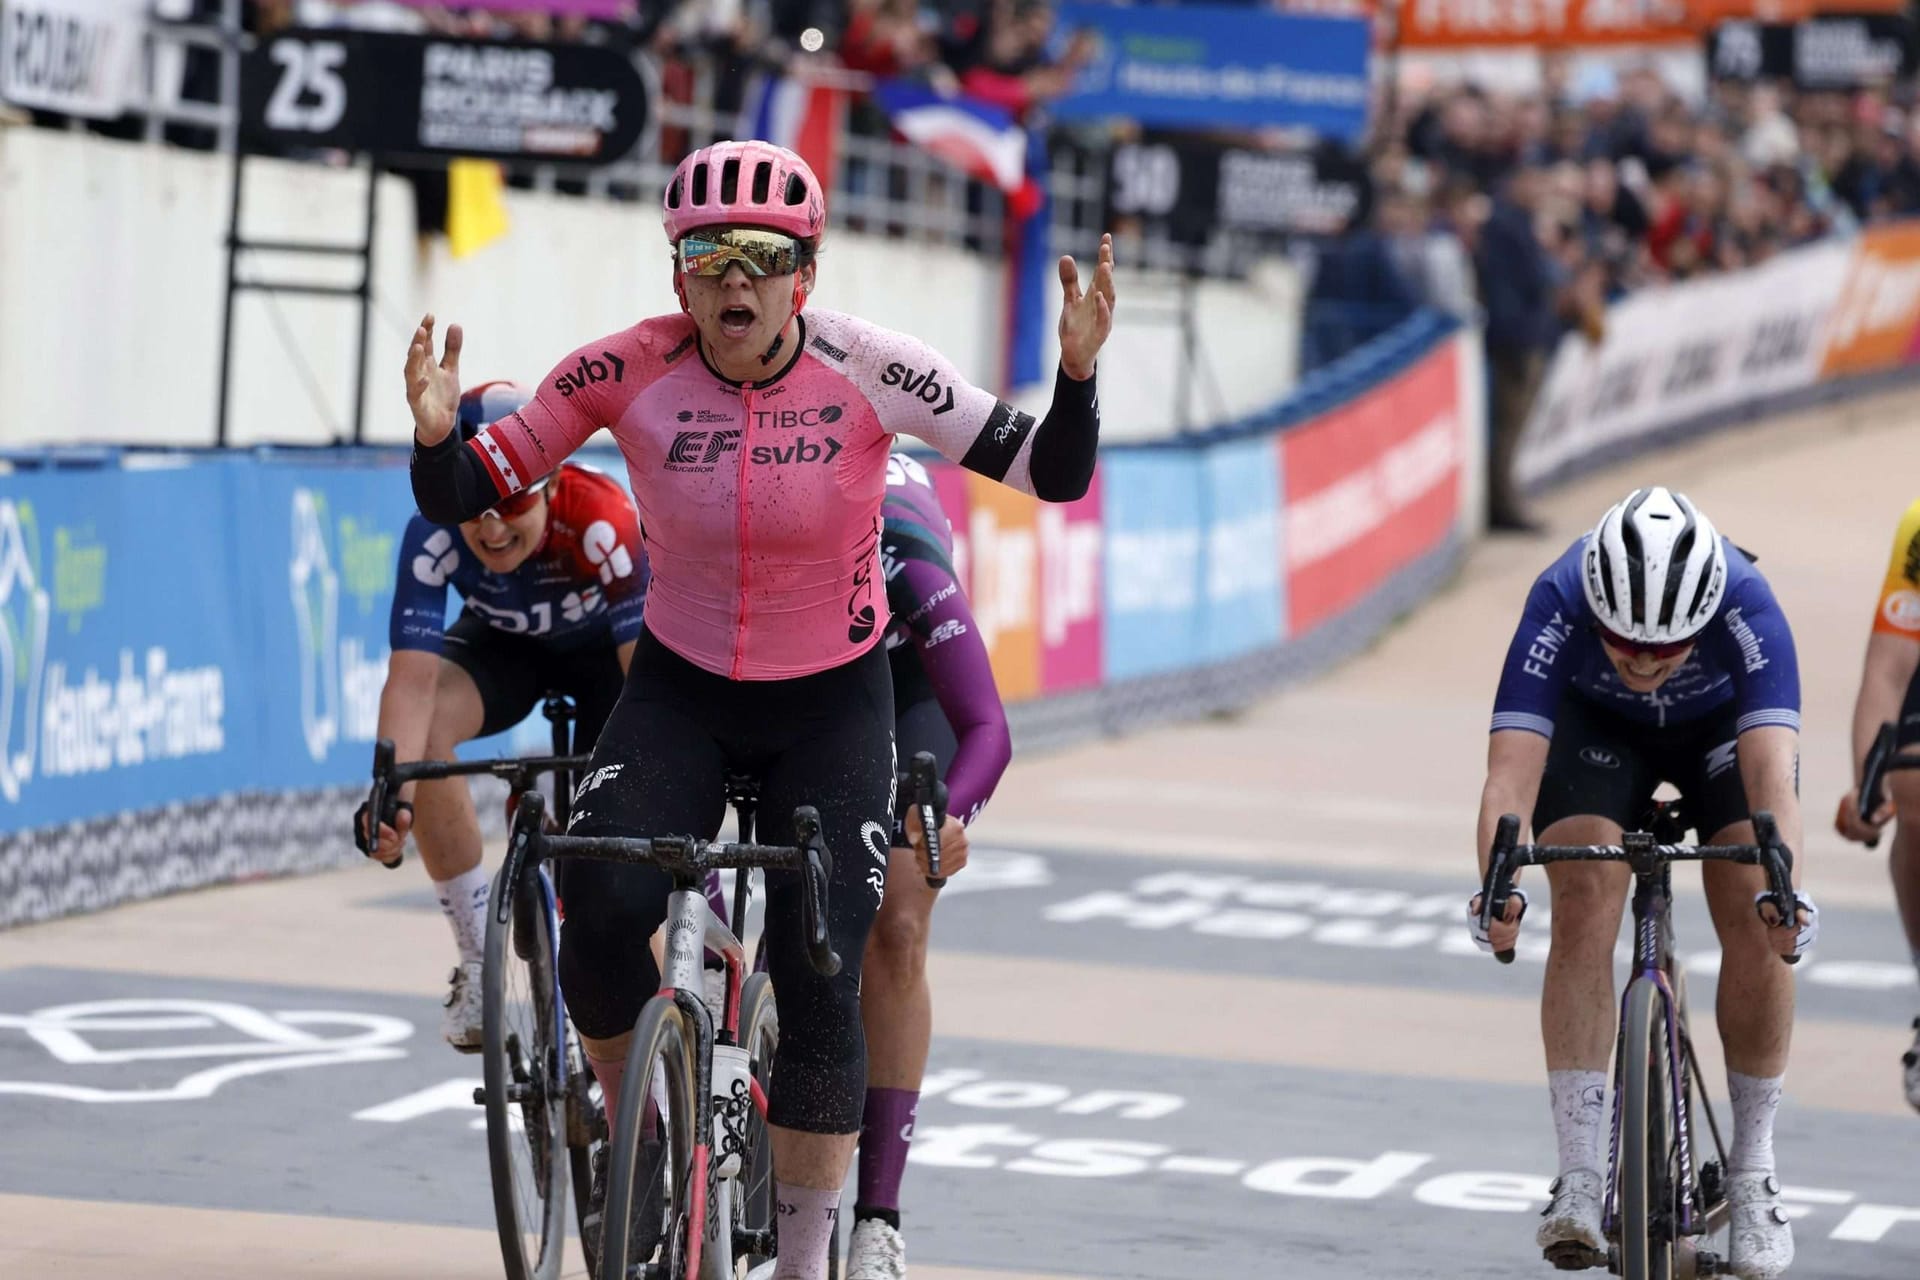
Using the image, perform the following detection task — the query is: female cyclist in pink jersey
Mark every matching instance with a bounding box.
[404,139,1113,1278]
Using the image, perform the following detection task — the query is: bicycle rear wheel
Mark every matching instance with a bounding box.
[600,995,697,1280]
[483,862,572,1280]
[1620,979,1678,1280]
[729,973,779,1272]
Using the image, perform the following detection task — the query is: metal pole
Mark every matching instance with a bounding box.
[215,121,247,447]
[350,156,380,445]
[1175,272,1197,434]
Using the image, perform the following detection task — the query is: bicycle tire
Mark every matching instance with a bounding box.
[600,995,696,1280]
[483,861,572,1280]
[1621,979,1677,1280]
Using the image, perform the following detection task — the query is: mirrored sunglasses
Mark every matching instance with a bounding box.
[1599,626,1694,661]
[677,228,806,278]
[474,474,551,523]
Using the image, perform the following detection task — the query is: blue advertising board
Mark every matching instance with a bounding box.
[1052,3,1372,143]
[1100,449,1205,681]
[1198,436,1284,662]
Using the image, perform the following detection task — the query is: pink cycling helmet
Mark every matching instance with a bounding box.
[662,140,826,244]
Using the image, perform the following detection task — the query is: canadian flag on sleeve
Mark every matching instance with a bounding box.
[869,79,1043,218]
[738,71,847,192]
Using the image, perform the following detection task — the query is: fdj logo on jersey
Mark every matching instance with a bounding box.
[553,350,626,399]
[751,437,842,466]
[666,430,741,472]
[881,363,955,415]
[290,490,386,763]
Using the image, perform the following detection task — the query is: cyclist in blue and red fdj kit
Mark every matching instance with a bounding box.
[701,449,1011,1279]
[1472,487,1813,1280]
[357,381,648,1050]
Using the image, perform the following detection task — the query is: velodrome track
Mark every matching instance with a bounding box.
[4,388,1920,1278]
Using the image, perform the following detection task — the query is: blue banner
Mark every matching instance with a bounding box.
[1198,436,1284,662]
[1100,450,1204,680]
[1051,3,1371,143]
[0,455,555,835]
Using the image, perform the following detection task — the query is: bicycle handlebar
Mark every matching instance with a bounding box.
[1479,809,1801,967]
[906,751,949,890]
[358,736,590,870]
[507,790,843,978]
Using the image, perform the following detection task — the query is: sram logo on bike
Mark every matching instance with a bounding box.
[666,430,741,472]
[750,436,842,467]
[881,362,955,415]
[553,350,625,398]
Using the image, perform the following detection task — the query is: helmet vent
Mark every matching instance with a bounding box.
[666,176,682,209]
[719,157,741,205]
[783,173,808,205]
[751,161,772,204]
[691,161,709,207]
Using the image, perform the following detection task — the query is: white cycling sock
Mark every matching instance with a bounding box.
[770,1183,840,1278]
[1727,1070,1783,1173]
[1548,1069,1608,1175]
[434,865,491,967]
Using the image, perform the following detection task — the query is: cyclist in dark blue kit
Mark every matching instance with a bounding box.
[356,380,648,1052]
[1470,487,1812,1280]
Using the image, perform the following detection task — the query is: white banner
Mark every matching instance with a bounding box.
[1,0,145,120]
[1514,239,1853,489]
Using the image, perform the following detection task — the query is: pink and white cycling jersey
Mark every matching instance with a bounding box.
[468,309,1042,680]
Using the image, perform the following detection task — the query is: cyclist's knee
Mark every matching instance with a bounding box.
[556,864,671,1038]
[865,898,929,981]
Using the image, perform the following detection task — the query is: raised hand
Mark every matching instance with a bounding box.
[405,313,463,445]
[1057,233,1116,382]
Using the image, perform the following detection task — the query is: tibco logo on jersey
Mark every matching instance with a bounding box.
[881,363,955,415]
[666,430,741,472]
[553,350,626,398]
[753,405,843,430]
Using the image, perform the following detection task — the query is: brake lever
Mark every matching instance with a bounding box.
[1750,811,1803,966]
[908,752,948,890]
[1485,813,1521,965]
[792,806,841,977]
[368,739,402,869]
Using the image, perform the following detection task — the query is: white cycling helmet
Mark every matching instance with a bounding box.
[1581,486,1727,645]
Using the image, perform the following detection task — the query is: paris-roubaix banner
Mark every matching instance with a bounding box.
[1050,2,1372,144]
[240,30,649,164]
[0,0,146,119]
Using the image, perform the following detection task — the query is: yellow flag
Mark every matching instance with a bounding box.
[447,158,510,259]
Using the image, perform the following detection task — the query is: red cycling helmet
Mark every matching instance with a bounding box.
[662,140,826,245]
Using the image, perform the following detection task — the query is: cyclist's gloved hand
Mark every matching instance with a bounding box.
[1466,888,1527,954]
[1755,889,1818,959]
[354,799,413,863]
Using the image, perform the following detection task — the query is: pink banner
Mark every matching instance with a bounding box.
[1038,475,1103,693]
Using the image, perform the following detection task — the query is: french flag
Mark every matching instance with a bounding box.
[738,71,846,192]
[869,79,1041,218]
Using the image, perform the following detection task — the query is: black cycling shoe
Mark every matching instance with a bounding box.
[581,1137,667,1267]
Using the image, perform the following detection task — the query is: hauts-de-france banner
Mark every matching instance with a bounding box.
[1052,2,1373,144]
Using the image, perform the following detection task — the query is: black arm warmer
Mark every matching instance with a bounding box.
[1027,363,1101,503]
[410,431,500,525]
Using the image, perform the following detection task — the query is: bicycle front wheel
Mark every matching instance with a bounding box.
[1620,979,1678,1280]
[483,862,572,1280]
[600,994,697,1280]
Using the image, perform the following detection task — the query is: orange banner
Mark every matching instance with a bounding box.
[1396,0,1693,48]
[1821,222,1920,380]
[961,474,1043,701]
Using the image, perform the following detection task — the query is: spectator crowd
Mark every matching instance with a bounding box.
[1309,57,1920,530]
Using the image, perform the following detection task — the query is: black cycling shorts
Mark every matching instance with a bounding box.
[557,626,895,1135]
[891,696,957,849]
[1533,695,1750,841]
[440,611,626,751]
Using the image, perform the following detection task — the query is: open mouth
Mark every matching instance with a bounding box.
[719,305,757,338]
[480,531,517,554]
